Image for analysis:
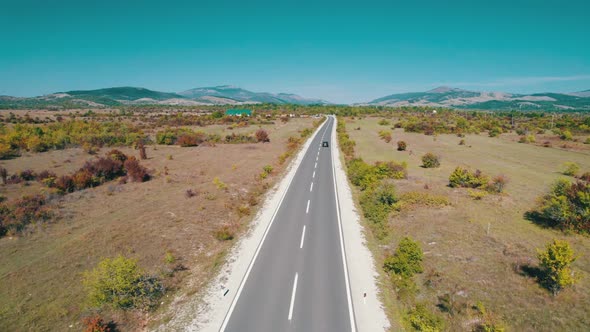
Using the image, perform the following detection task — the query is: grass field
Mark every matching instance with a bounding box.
[0,116,315,331]
[345,116,590,331]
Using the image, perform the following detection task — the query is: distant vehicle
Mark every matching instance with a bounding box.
[322,141,329,147]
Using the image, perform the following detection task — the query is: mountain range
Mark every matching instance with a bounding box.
[0,86,329,109]
[1,85,590,111]
[366,86,590,111]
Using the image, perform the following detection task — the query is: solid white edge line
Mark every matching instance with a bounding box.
[299,225,306,249]
[310,182,314,192]
[306,199,310,214]
[330,116,357,332]
[219,117,329,332]
[288,273,299,320]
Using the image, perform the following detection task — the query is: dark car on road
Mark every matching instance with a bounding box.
[322,141,329,147]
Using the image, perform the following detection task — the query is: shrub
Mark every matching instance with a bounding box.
[176,134,199,147]
[448,167,489,189]
[348,158,379,190]
[124,157,150,182]
[214,225,234,241]
[359,182,397,240]
[585,137,590,144]
[383,237,423,278]
[18,169,37,181]
[421,153,440,168]
[0,195,53,236]
[468,189,487,200]
[536,179,590,233]
[580,172,590,182]
[378,119,390,126]
[397,141,407,151]
[82,315,114,332]
[72,169,96,190]
[107,149,127,163]
[378,130,392,143]
[164,252,176,264]
[374,161,407,179]
[83,255,163,310]
[405,303,444,332]
[473,302,506,332]
[263,165,273,175]
[537,239,578,295]
[459,139,466,145]
[488,127,502,137]
[300,128,313,138]
[562,162,580,176]
[560,129,573,141]
[213,177,227,189]
[488,175,509,193]
[185,189,197,198]
[54,175,75,193]
[255,129,270,143]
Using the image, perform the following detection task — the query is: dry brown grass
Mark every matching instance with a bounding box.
[0,115,314,331]
[346,117,590,331]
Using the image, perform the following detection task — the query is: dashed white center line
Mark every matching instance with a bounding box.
[310,182,313,192]
[288,273,298,320]
[299,225,306,249]
[312,171,315,178]
[314,162,317,169]
[306,200,310,214]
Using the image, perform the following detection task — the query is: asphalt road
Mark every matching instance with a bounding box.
[222,116,355,332]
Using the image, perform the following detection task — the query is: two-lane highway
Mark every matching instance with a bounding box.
[221,116,355,332]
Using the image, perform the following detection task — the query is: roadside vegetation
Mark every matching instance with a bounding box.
[0,109,321,331]
[338,114,590,331]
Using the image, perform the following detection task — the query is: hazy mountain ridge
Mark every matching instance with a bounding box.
[0,85,330,109]
[367,86,590,111]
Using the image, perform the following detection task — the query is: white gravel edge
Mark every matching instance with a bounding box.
[155,118,326,332]
[331,116,390,331]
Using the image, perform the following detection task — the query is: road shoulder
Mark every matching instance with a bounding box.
[331,116,390,331]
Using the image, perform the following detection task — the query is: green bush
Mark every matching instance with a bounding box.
[378,130,392,143]
[374,161,408,179]
[83,255,163,310]
[383,237,423,278]
[562,162,580,176]
[348,158,380,190]
[560,129,573,141]
[421,153,440,168]
[448,167,490,189]
[359,182,398,239]
[378,119,390,126]
[537,239,578,295]
[405,303,444,331]
[536,179,590,234]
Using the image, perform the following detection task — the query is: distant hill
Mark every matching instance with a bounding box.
[367,86,590,111]
[0,85,330,109]
[179,85,330,105]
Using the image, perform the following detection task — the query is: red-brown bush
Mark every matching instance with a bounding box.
[37,170,57,181]
[176,134,199,147]
[124,157,150,182]
[0,167,7,184]
[0,195,53,236]
[107,149,127,163]
[82,157,124,180]
[54,175,75,193]
[72,169,95,190]
[82,315,114,332]
[255,129,270,143]
[18,169,37,181]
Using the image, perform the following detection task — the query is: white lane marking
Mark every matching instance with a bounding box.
[219,117,330,331]
[299,225,306,249]
[288,273,299,320]
[312,171,315,178]
[330,116,357,331]
[310,182,313,192]
[314,162,317,168]
[306,200,310,214]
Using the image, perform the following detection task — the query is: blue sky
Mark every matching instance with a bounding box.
[1,0,589,103]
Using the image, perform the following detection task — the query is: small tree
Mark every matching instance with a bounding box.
[383,237,423,278]
[255,129,270,143]
[537,239,578,295]
[83,255,163,310]
[397,141,407,151]
[421,152,440,168]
